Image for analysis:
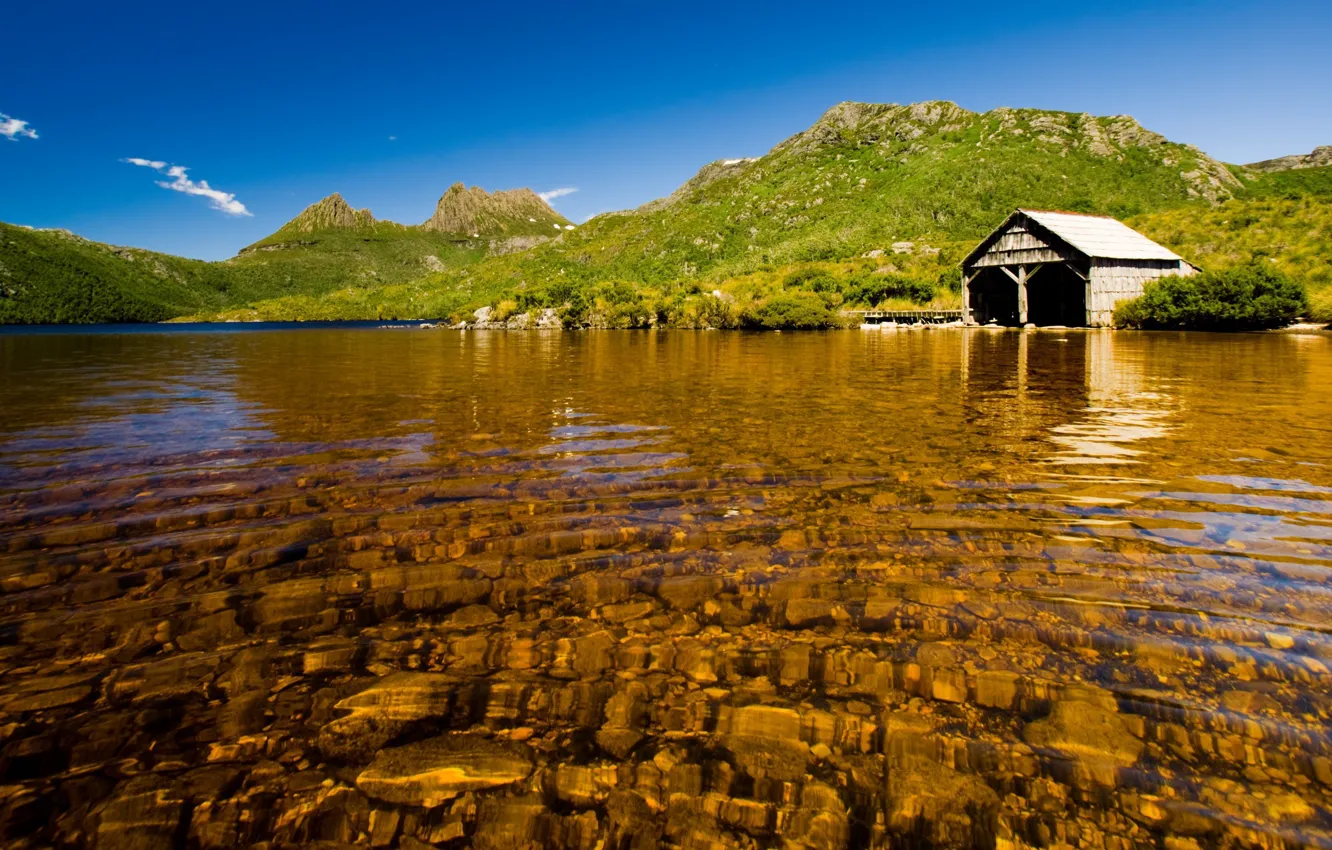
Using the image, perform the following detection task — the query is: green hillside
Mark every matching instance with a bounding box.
[1132,165,1332,322]
[208,101,1253,324]
[0,187,569,324]
[0,224,235,323]
[3,100,1328,327]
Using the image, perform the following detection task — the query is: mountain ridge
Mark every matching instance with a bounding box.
[2,99,1329,325]
[1246,145,1332,173]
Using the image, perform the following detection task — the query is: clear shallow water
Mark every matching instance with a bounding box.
[1,327,1331,849]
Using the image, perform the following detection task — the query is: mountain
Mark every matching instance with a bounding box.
[1245,145,1332,173]
[341,100,1253,325]
[4,101,1329,326]
[0,185,566,324]
[422,183,570,236]
[0,224,238,324]
[271,192,380,233]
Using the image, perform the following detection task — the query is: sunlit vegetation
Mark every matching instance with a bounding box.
[1132,165,1332,323]
[4,103,1330,329]
[1114,262,1308,331]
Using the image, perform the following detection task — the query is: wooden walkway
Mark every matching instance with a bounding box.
[845,309,965,325]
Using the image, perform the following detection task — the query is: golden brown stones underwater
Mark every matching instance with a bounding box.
[0,328,1330,848]
[356,735,533,808]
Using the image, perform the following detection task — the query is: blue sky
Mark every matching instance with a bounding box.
[3,0,1330,260]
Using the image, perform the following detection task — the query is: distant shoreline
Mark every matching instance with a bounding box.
[1,321,1326,336]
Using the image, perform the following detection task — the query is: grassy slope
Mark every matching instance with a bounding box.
[0,221,499,324]
[1131,165,1332,322]
[221,103,1241,323]
[210,226,489,320]
[0,223,236,323]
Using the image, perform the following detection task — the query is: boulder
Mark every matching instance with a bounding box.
[318,672,457,760]
[356,735,532,808]
[1023,686,1142,786]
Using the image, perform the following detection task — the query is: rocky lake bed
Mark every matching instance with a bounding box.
[0,327,1330,849]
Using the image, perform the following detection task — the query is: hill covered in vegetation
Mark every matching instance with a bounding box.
[200,101,1257,324]
[3,101,1328,326]
[1132,164,1332,322]
[0,186,569,324]
[0,224,236,323]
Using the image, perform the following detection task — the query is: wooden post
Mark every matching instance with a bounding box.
[961,269,972,325]
[1017,265,1029,326]
[1085,271,1093,327]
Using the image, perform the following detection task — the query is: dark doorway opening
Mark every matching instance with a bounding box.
[968,268,1018,325]
[1027,264,1087,327]
[968,264,1089,327]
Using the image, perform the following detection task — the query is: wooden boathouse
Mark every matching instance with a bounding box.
[961,209,1196,327]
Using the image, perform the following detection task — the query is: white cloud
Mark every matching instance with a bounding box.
[124,157,167,169]
[122,158,251,217]
[538,187,577,203]
[388,135,397,141]
[0,113,39,141]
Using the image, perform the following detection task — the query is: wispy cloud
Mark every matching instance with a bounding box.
[538,187,577,203]
[123,158,251,217]
[0,113,39,142]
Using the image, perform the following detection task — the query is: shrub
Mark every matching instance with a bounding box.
[782,266,841,293]
[697,294,742,328]
[1114,262,1308,331]
[491,298,519,321]
[844,274,936,307]
[742,293,841,329]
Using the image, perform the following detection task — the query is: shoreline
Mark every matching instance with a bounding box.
[2,320,1327,336]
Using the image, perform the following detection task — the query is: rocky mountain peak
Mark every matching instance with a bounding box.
[779,100,977,154]
[421,184,567,235]
[1246,145,1332,173]
[281,193,377,233]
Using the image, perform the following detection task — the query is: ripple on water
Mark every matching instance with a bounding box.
[0,328,1330,847]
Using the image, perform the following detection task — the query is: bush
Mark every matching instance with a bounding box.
[1114,262,1308,331]
[491,298,519,321]
[782,266,841,293]
[742,293,841,329]
[844,274,936,307]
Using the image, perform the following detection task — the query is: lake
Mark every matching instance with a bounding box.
[1,326,1331,849]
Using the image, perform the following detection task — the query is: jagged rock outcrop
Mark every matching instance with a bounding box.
[281,193,377,232]
[774,100,976,154]
[1247,145,1332,173]
[421,183,567,235]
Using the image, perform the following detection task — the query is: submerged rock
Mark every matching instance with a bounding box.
[356,735,532,808]
[318,672,459,760]
[1023,685,1143,786]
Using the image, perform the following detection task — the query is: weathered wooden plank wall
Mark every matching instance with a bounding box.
[970,223,1078,268]
[1087,259,1194,326]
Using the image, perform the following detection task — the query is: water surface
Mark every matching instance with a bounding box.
[1,328,1331,849]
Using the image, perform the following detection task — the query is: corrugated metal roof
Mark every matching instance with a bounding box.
[1018,209,1183,261]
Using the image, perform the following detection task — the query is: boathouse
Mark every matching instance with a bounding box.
[961,209,1196,327]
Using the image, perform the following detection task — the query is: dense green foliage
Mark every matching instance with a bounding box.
[225,228,486,300]
[741,293,843,329]
[1114,262,1308,331]
[0,224,235,323]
